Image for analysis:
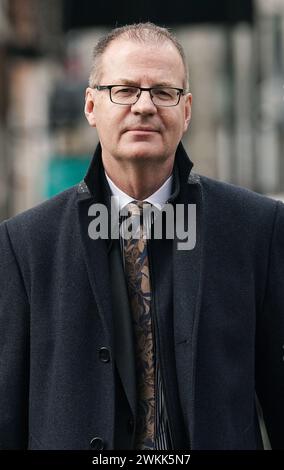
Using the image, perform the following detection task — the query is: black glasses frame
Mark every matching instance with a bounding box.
[94,85,186,107]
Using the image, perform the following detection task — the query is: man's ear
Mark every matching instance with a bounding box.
[84,87,96,127]
[183,93,192,132]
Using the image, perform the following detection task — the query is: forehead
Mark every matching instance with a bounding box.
[99,38,185,85]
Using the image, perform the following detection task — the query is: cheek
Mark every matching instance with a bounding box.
[96,108,125,134]
[164,114,185,137]
[96,118,124,149]
[161,108,183,127]
[96,115,114,135]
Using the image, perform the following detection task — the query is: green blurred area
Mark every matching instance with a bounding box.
[45,157,90,198]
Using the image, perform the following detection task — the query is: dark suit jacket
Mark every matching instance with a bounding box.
[0,143,284,450]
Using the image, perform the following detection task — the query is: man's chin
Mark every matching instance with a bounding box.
[119,143,167,162]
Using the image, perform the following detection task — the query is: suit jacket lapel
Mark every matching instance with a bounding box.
[109,240,136,418]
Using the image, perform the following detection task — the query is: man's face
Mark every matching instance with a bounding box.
[85,38,192,169]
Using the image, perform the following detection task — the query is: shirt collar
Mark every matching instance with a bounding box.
[105,172,173,211]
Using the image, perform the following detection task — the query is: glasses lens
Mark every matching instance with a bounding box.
[151,87,180,106]
[110,86,181,106]
[111,86,139,104]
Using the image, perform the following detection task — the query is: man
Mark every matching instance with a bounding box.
[0,22,284,450]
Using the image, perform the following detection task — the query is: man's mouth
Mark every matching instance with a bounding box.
[126,127,159,133]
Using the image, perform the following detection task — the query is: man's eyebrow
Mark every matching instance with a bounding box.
[114,79,177,87]
[114,79,139,85]
[153,82,178,87]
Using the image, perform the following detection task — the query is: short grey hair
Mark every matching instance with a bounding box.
[88,22,189,89]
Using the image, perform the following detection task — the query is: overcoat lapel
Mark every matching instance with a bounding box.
[173,168,204,444]
[75,145,115,345]
[77,190,114,345]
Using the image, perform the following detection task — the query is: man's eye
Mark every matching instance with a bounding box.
[154,89,174,99]
[115,87,137,95]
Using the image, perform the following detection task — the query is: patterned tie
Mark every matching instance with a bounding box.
[122,201,155,449]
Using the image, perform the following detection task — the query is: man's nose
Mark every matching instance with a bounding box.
[131,90,157,114]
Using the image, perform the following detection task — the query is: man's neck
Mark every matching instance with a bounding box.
[102,159,174,200]
[106,171,173,211]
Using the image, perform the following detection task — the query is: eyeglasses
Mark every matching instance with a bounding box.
[94,85,186,107]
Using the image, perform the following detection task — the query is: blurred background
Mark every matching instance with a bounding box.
[0,0,284,222]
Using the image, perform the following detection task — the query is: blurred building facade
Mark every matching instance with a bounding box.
[0,0,284,221]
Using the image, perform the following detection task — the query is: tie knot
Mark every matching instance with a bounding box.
[126,201,142,217]
[126,200,152,216]
[120,201,152,240]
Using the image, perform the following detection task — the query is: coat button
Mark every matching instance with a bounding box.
[90,437,104,450]
[99,347,111,363]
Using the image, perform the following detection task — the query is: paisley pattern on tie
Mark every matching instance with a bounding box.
[122,202,155,449]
